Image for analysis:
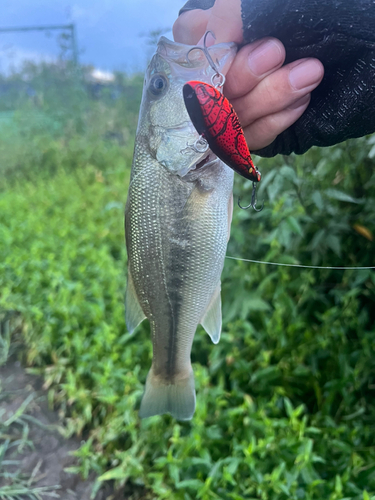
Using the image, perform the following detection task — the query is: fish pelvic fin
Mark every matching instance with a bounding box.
[139,367,196,420]
[200,283,222,344]
[125,269,146,333]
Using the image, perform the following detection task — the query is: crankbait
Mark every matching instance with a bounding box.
[183,81,261,184]
[182,32,263,211]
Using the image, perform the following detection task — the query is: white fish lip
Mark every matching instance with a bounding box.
[196,153,216,169]
[155,121,210,177]
[182,152,219,181]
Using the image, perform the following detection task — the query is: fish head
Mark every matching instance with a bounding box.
[137,36,237,177]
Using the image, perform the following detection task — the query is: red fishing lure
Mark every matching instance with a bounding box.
[183,81,261,183]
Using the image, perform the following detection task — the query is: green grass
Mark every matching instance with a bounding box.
[0,385,60,500]
[1,69,375,498]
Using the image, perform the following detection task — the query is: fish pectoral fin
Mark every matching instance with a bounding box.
[200,283,222,344]
[125,269,146,333]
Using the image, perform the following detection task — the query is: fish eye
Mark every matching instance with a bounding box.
[148,73,168,97]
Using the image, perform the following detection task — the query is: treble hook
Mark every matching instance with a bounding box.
[186,31,225,87]
[238,182,264,211]
[187,31,217,72]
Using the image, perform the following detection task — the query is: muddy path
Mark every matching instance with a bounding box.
[0,358,115,500]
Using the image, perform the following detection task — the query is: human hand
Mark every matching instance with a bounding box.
[173,0,324,152]
[175,0,375,157]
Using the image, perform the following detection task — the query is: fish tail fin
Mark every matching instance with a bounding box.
[139,367,196,421]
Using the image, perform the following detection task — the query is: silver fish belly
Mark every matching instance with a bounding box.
[125,37,236,420]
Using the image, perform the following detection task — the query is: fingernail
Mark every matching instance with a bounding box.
[288,94,310,109]
[248,40,283,76]
[289,60,323,90]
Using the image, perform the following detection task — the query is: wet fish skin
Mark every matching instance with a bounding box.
[125,37,236,420]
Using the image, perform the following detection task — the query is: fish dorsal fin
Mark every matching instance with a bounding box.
[125,269,146,333]
[200,283,222,344]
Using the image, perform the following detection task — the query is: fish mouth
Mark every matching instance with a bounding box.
[195,153,212,170]
[195,152,218,170]
[182,152,219,181]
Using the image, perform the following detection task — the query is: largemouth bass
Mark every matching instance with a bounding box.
[125,37,237,420]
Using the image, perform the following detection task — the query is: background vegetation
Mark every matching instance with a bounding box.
[0,59,375,499]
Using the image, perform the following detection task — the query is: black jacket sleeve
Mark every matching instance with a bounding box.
[179,0,375,157]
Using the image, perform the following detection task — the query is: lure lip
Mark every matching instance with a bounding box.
[183,83,206,137]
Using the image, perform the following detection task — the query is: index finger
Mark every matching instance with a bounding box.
[174,0,243,46]
[201,0,243,45]
[173,9,211,45]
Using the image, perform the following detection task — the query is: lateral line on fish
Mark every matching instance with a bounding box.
[156,169,177,379]
[225,256,375,270]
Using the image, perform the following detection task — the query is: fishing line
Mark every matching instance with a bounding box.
[225,256,375,270]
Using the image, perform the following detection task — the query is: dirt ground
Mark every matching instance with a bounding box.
[0,359,116,500]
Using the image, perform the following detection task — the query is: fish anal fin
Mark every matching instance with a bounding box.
[139,367,196,420]
[125,269,146,333]
[200,283,222,344]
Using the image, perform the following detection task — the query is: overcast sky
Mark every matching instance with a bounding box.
[1,0,186,74]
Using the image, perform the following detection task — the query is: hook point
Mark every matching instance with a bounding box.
[238,182,264,211]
